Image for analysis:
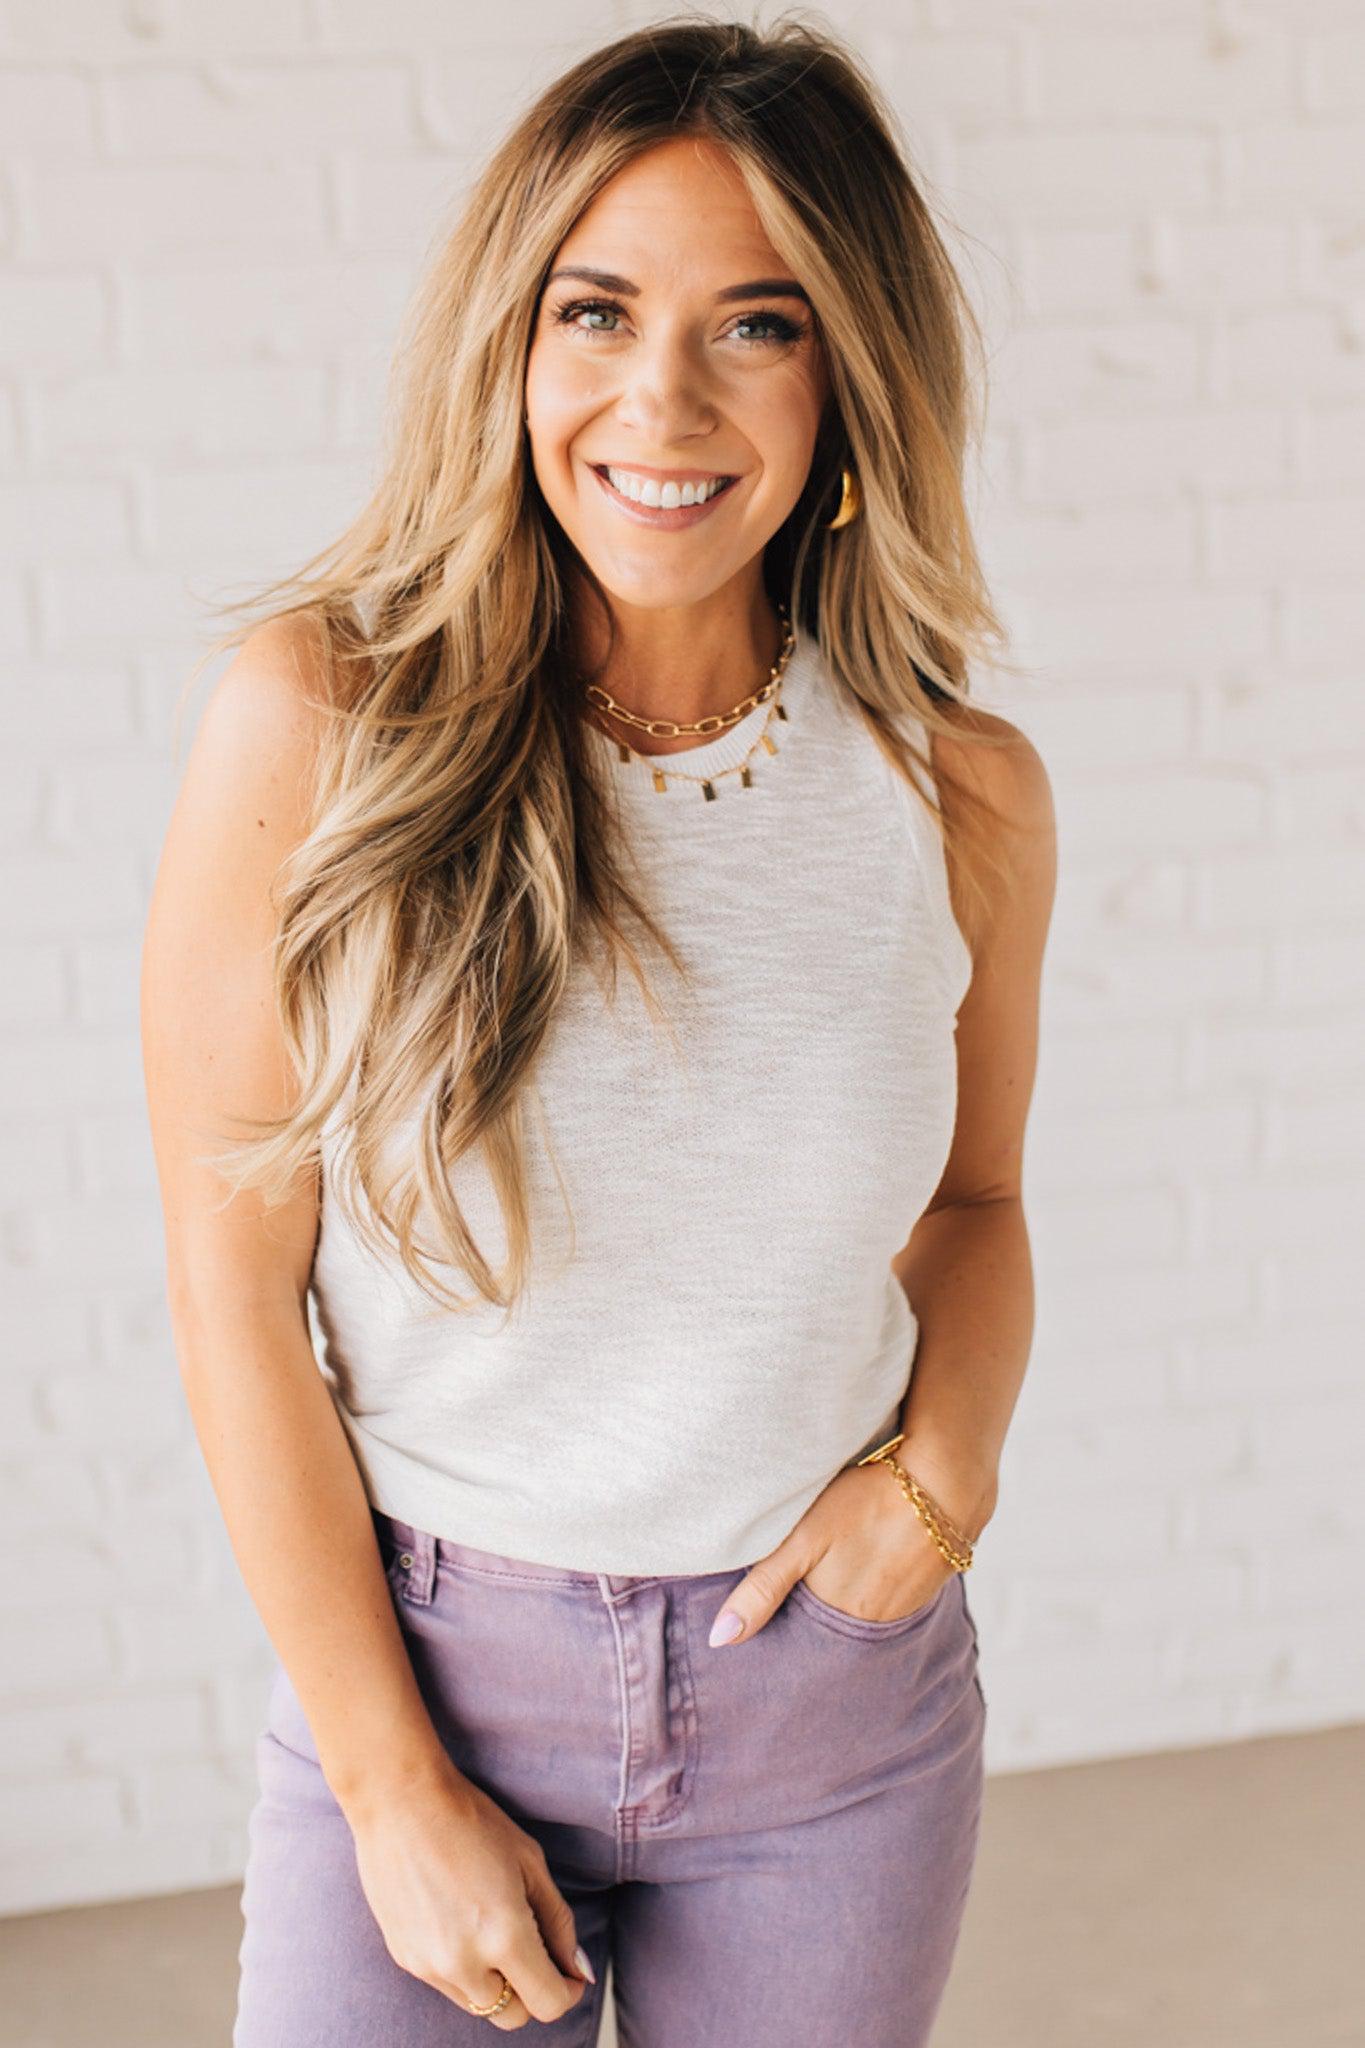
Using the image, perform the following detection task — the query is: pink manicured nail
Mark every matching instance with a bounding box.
[573,1944,596,1984]
[708,1608,744,1646]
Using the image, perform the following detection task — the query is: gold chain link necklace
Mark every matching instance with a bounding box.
[581,605,797,800]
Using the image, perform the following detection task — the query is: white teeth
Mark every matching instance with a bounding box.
[604,466,729,508]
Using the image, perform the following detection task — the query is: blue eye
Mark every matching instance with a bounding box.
[551,297,806,346]
[556,299,621,335]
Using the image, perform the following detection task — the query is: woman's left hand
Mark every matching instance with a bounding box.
[707,1451,981,1647]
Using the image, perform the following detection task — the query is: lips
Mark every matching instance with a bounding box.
[586,461,742,529]
[593,465,737,506]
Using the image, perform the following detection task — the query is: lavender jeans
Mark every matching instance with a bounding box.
[234,1505,986,2046]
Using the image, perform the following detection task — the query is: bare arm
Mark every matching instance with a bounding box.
[891,713,1058,1538]
[140,616,601,2019]
[140,616,454,1821]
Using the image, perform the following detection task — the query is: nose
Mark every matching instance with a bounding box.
[612,327,717,443]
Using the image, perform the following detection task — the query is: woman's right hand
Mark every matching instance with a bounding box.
[344,1756,595,2029]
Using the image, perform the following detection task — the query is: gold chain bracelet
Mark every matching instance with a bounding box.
[856,1431,976,1573]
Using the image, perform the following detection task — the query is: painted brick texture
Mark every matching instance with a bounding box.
[2,0,1362,1917]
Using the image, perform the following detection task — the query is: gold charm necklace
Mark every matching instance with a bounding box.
[582,606,796,800]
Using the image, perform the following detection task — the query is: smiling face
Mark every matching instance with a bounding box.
[524,136,830,620]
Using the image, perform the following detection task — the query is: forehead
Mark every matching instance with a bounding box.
[551,138,784,279]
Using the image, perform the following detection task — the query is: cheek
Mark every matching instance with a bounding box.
[524,342,578,433]
[751,400,823,493]
[526,379,603,483]
[746,359,824,444]
[523,396,583,503]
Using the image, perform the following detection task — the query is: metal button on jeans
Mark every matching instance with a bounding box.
[398,1552,414,1570]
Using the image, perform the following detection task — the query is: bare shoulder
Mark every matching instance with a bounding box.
[928,700,1057,949]
[143,607,344,1043]
[172,609,356,883]
[141,609,346,1305]
[930,700,1054,837]
[198,609,340,776]
[917,704,1055,1214]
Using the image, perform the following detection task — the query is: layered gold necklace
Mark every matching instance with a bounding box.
[581,606,797,799]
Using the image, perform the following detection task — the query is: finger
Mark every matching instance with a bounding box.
[707,1549,811,1646]
[455,1962,526,2029]
[499,1898,591,2026]
[522,1849,596,1987]
[422,1953,524,2026]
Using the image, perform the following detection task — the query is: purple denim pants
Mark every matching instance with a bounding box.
[234,1505,986,2046]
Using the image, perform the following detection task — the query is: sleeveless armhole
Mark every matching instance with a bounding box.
[882,711,975,1016]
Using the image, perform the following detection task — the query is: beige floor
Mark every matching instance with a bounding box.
[1,1722,1359,2047]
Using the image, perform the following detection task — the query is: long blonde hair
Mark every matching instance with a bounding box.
[187,14,1021,1313]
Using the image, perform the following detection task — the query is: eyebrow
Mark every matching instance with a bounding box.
[544,266,812,307]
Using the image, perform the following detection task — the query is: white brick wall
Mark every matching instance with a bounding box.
[2,0,1362,1918]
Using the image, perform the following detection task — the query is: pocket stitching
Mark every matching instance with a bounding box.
[789,1575,947,1642]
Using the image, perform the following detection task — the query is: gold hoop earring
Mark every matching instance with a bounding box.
[825,466,861,530]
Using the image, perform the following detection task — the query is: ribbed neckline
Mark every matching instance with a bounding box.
[581,630,817,798]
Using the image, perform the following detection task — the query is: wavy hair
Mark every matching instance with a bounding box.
[185,12,1022,1315]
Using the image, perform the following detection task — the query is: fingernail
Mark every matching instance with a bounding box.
[708,1608,744,1647]
[573,1944,597,1984]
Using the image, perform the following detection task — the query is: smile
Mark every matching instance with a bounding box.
[588,462,741,529]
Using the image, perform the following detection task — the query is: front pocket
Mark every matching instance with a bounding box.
[787,1574,950,1643]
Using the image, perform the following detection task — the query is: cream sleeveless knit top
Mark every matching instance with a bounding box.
[306,631,973,1575]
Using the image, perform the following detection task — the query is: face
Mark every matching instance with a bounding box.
[523,136,830,619]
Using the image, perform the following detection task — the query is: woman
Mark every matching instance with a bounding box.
[142,18,1053,2045]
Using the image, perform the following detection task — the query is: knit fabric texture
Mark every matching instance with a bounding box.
[307,631,973,1575]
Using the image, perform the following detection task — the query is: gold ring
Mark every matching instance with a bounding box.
[467,1968,514,2018]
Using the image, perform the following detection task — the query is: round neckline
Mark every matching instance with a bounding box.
[581,631,817,796]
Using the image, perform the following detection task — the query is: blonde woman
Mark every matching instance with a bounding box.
[142,18,1054,2045]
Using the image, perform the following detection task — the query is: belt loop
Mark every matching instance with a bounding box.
[397,1525,437,1606]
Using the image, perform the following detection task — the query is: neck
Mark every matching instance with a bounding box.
[570,590,787,756]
